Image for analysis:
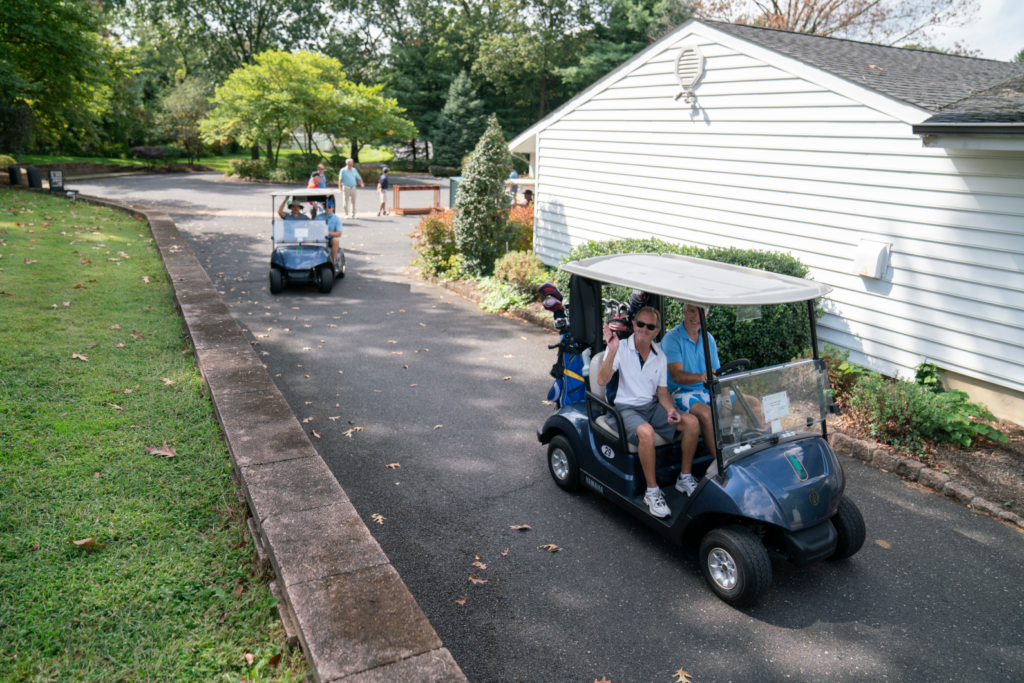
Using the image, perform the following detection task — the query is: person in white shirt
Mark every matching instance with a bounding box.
[597,307,700,518]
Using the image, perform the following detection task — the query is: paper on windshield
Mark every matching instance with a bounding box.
[761,391,790,422]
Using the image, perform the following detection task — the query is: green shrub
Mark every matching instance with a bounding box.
[0,154,16,170]
[412,210,458,277]
[160,145,184,163]
[915,362,944,393]
[429,165,461,177]
[479,277,534,313]
[556,237,819,367]
[228,158,269,179]
[493,250,546,295]
[360,167,381,185]
[793,344,864,402]
[452,114,516,275]
[849,374,1008,450]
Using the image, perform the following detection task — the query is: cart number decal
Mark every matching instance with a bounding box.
[584,475,604,494]
[600,445,615,459]
[761,391,790,423]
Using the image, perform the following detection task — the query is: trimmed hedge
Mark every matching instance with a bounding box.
[429,165,461,178]
[555,237,821,368]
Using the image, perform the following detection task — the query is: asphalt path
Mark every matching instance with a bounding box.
[75,173,1024,683]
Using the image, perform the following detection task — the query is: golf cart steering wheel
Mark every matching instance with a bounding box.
[716,359,751,377]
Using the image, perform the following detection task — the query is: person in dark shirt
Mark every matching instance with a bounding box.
[377,167,390,216]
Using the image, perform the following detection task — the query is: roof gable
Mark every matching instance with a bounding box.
[705,21,1024,112]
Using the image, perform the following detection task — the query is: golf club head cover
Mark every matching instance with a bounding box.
[538,282,563,302]
[608,316,632,340]
[543,296,565,318]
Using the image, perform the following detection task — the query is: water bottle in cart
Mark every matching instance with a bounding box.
[730,415,742,442]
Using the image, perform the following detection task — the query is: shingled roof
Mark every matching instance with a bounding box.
[706,20,1024,113]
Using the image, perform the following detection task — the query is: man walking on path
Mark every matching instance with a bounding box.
[377,167,390,216]
[339,159,364,218]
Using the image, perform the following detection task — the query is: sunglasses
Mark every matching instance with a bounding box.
[634,320,658,330]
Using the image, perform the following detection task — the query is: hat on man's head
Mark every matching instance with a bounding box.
[287,199,304,207]
[382,166,389,172]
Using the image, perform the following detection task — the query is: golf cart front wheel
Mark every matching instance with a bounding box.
[318,265,334,293]
[828,497,866,561]
[547,435,580,492]
[338,253,346,278]
[699,525,771,607]
[269,268,284,294]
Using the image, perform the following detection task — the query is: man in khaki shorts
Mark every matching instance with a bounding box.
[338,159,364,218]
[597,306,700,518]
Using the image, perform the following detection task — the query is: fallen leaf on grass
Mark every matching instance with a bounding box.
[342,426,364,437]
[114,343,125,348]
[62,302,70,308]
[472,560,487,570]
[385,463,400,469]
[142,276,150,283]
[109,388,133,394]
[244,652,254,665]
[30,544,40,552]
[130,332,143,340]
[0,291,14,297]
[72,283,87,289]
[108,403,124,411]
[80,258,91,264]
[510,525,531,530]
[71,353,89,362]
[70,537,107,550]
[469,575,488,585]
[503,376,512,381]
[539,544,560,552]
[266,652,282,668]
[501,548,509,557]
[235,583,244,598]
[109,324,121,329]
[145,442,177,458]
[455,597,467,605]
[24,259,37,265]
[371,513,385,525]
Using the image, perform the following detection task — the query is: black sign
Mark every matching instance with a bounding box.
[48,169,64,192]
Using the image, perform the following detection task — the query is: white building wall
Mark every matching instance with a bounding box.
[533,31,1024,395]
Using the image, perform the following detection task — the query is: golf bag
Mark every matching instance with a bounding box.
[540,282,588,409]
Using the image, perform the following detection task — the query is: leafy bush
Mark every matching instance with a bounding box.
[793,344,865,402]
[0,154,16,170]
[479,277,534,313]
[360,167,381,185]
[429,165,461,177]
[161,145,183,163]
[849,374,1007,450]
[915,362,944,393]
[452,114,516,275]
[507,205,534,252]
[493,250,546,295]
[130,145,165,169]
[228,158,270,179]
[556,237,818,367]
[411,210,458,277]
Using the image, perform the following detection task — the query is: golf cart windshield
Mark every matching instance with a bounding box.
[270,190,335,244]
[716,359,834,465]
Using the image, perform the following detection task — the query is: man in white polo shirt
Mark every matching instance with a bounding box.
[597,306,700,518]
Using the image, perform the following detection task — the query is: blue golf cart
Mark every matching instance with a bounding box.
[537,253,866,606]
[268,189,346,294]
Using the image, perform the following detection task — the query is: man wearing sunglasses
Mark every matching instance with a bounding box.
[597,307,700,518]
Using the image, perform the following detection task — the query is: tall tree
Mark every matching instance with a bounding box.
[159,78,213,164]
[432,71,488,167]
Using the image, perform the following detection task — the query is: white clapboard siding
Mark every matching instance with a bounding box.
[532,29,1024,393]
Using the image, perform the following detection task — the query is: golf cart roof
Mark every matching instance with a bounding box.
[271,189,338,199]
[561,253,831,306]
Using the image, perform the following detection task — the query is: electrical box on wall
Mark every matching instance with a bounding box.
[852,239,891,279]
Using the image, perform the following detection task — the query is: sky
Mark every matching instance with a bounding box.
[933,0,1024,60]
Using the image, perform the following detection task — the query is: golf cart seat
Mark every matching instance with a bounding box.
[588,349,674,454]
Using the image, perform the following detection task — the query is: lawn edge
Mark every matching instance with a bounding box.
[17,187,468,683]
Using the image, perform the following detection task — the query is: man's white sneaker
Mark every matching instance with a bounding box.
[675,475,698,496]
[644,489,671,518]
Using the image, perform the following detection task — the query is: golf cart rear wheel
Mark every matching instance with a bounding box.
[269,268,284,294]
[548,435,580,492]
[338,253,346,278]
[318,266,334,293]
[828,497,866,561]
[699,525,771,607]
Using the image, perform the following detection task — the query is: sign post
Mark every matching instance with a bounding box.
[48,169,65,193]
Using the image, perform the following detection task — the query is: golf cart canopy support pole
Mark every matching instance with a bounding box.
[698,307,723,477]
[808,299,828,441]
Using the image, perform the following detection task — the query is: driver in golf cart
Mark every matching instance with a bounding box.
[663,303,765,462]
[277,198,311,220]
[596,306,700,518]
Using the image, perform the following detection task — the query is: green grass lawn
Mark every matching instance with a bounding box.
[22,146,395,175]
[0,189,307,682]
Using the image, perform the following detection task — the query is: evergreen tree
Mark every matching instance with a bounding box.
[453,113,515,275]
[432,71,487,167]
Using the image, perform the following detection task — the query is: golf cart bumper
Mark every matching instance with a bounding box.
[779,519,837,567]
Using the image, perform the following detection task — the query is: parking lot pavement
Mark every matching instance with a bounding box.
[76,174,1024,683]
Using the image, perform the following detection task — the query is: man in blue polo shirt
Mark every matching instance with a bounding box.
[338,158,365,218]
[597,306,700,518]
[662,303,726,472]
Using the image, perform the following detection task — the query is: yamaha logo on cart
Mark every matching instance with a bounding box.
[584,475,604,494]
[601,445,615,459]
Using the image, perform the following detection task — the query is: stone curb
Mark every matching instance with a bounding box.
[67,191,469,683]
[827,432,1024,529]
